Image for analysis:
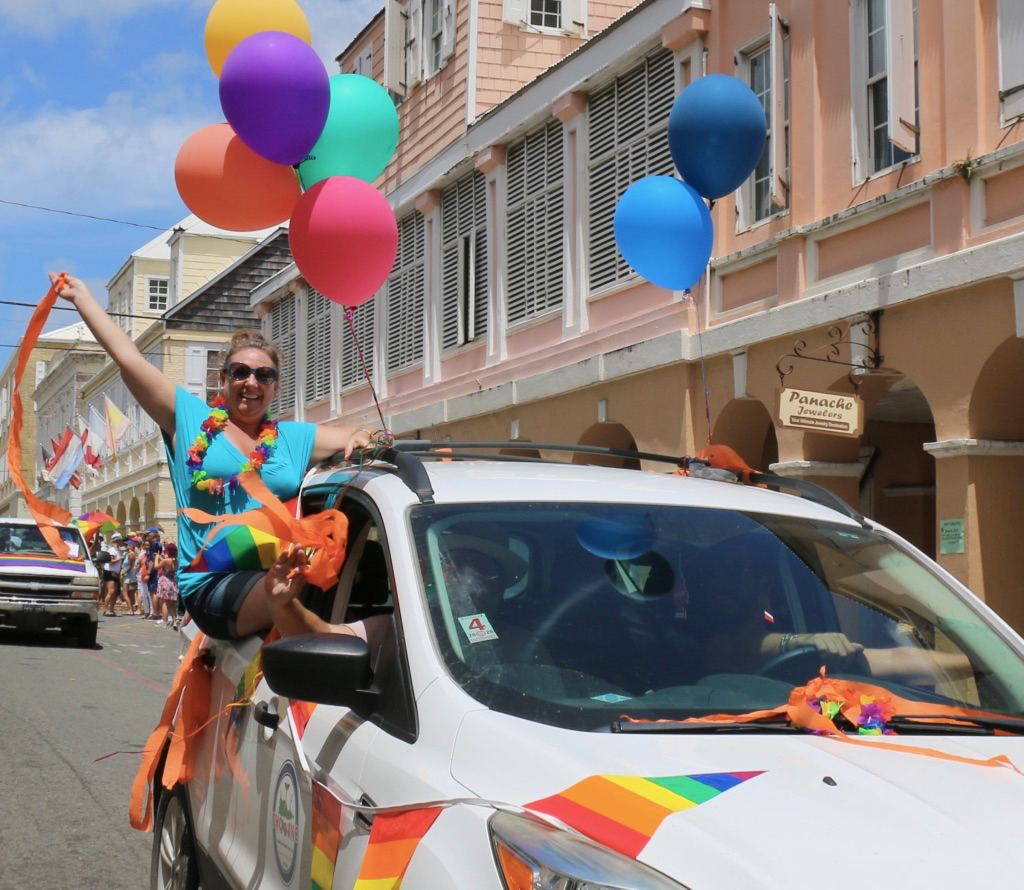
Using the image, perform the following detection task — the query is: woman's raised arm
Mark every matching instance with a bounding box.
[52,273,177,439]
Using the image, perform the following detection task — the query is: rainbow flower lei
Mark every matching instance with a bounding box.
[186,396,279,495]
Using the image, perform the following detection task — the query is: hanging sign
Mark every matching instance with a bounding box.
[776,387,864,438]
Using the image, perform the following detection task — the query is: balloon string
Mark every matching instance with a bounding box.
[692,271,713,447]
[343,307,388,433]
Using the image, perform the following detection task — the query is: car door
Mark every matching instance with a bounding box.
[224,496,400,888]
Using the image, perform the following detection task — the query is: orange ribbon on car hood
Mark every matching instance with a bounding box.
[622,670,1022,774]
[181,469,349,590]
[6,276,72,558]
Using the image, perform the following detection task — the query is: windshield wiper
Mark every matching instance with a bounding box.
[611,719,799,734]
[886,714,1024,736]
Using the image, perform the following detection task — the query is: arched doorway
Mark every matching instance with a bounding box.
[573,422,639,469]
[710,398,778,471]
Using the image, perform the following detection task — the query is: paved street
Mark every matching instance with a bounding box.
[0,613,183,889]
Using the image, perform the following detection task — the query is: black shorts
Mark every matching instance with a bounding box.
[102,570,120,585]
[185,571,264,640]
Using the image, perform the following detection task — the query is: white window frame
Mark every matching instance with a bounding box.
[736,8,789,229]
[146,277,169,313]
[850,0,918,181]
[352,44,373,76]
[586,47,677,296]
[506,119,565,326]
[386,212,427,375]
[998,0,1024,124]
[403,0,455,88]
[440,171,488,351]
[502,0,584,37]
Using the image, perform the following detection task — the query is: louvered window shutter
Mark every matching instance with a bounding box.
[305,289,332,403]
[268,292,297,415]
[588,48,676,293]
[507,120,564,325]
[441,170,488,350]
[386,212,426,373]
[183,345,208,401]
[340,300,375,390]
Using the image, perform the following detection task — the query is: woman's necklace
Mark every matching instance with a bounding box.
[186,396,279,495]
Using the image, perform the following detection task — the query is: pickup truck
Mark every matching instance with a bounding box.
[0,518,101,647]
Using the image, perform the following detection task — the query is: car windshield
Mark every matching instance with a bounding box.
[413,502,1024,731]
[0,523,84,559]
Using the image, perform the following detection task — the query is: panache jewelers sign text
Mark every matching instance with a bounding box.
[776,387,864,438]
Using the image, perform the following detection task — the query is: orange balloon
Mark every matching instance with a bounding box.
[174,124,301,231]
[204,0,312,77]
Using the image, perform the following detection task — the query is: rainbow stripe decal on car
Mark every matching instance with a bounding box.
[526,771,766,858]
[0,554,87,572]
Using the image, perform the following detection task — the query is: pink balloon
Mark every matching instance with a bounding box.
[289,177,398,307]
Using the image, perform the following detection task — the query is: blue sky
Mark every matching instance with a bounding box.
[0,0,382,372]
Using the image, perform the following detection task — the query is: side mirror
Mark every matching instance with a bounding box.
[261,633,376,707]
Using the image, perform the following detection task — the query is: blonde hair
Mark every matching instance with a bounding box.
[222,330,282,372]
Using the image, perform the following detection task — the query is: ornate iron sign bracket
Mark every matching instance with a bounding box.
[776,311,883,389]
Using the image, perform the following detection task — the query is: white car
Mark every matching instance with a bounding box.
[0,518,100,647]
[152,443,1024,889]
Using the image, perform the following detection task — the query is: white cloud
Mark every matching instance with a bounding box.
[0,90,212,217]
[0,0,208,39]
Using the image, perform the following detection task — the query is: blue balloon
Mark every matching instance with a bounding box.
[613,176,713,291]
[668,74,767,200]
[577,515,656,560]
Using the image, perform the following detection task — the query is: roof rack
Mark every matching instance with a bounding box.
[335,440,865,523]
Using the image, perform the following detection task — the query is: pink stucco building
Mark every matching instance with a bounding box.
[239,0,1024,631]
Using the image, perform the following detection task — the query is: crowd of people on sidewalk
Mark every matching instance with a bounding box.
[88,527,181,628]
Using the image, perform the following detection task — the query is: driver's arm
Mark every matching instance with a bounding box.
[760,631,864,659]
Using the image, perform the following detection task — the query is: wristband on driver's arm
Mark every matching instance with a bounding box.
[780,633,797,654]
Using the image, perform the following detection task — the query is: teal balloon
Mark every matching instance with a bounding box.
[297,74,399,188]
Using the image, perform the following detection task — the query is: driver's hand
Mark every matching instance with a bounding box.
[801,632,864,658]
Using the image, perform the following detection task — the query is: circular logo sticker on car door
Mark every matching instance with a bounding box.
[272,760,300,884]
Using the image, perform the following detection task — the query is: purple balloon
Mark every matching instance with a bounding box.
[219,31,330,166]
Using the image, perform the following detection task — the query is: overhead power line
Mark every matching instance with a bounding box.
[0,197,168,231]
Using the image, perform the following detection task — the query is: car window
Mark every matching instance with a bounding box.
[411,503,1024,731]
[0,524,84,559]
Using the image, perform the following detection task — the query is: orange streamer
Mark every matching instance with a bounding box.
[624,670,1022,774]
[129,631,211,831]
[6,275,72,558]
[181,469,349,590]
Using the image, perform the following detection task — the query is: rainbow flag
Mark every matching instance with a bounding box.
[526,772,765,858]
[186,525,285,573]
[311,780,344,890]
[289,699,317,739]
[352,807,443,890]
[0,553,87,572]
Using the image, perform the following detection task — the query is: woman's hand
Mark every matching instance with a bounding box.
[343,427,377,459]
[49,272,91,304]
[792,632,864,658]
[265,545,310,612]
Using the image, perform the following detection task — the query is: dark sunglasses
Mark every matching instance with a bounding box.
[224,362,279,385]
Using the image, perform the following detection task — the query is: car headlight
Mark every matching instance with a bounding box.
[489,810,688,890]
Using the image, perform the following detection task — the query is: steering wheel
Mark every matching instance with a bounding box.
[757,644,871,685]
[755,644,821,682]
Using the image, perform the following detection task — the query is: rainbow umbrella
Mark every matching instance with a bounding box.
[187,525,286,574]
[77,512,120,533]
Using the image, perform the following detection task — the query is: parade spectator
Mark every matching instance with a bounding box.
[101,534,125,617]
[121,539,139,615]
[137,540,155,620]
[155,542,179,628]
